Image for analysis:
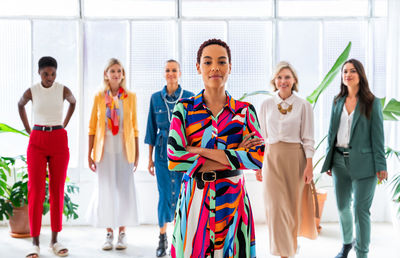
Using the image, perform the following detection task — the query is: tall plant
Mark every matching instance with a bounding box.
[306,42,352,108]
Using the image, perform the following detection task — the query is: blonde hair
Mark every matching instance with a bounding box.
[270,61,299,92]
[103,58,127,91]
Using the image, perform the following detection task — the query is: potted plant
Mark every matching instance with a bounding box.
[0,123,79,238]
[0,155,29,237]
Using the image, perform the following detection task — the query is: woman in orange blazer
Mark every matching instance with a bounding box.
[87,58,139,251]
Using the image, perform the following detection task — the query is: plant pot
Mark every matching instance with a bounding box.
[315,189,328,234]
[8,205,30,238]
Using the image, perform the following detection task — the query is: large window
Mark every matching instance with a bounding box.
[0,0,390,180]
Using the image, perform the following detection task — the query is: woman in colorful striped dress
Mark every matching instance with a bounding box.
[167,39,265,258]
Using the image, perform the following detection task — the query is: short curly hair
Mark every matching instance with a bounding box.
[196,39,231,64]
[38,56,57,70]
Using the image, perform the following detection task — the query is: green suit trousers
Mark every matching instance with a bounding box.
[332,151,377,258]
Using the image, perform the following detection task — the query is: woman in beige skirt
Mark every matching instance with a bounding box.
[258,61,317,258]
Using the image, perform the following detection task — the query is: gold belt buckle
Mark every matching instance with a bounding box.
[202,171,216,182]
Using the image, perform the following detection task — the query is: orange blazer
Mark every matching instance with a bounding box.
[88,90,139,163]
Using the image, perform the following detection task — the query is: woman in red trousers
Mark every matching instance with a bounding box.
[18,56,76,258]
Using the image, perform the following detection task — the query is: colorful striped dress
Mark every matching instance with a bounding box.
[167,90,265,258]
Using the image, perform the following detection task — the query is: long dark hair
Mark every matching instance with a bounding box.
[334,59,375,119]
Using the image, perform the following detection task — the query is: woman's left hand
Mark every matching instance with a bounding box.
[376,170,388,183]
[238,132,264,149]
[133,160,138,173]
[186,146,201,154]
[303,165,313,184]
[255,169,263,182]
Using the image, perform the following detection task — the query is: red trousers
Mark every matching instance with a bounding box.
[27,127,69,237]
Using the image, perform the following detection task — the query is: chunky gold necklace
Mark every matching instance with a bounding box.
[277,103,293,114]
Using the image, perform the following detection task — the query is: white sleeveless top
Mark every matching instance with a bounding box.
[31,82,64,126]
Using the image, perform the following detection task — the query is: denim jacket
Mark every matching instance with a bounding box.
[145,85,194,161]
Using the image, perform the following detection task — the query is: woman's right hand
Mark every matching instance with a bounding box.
[327,170,332,176]
[88,156,97,172]
[148,159,155,176]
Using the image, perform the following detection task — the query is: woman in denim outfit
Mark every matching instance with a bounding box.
[145,59,194,257]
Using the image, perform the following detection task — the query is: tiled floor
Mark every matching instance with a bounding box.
[0,223,398,258]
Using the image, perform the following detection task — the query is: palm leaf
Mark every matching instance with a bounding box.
[385,146,400,160]
[238,90,272,101]
[382,98,400,121]
[306,42,352,107]
[0,123,29,137]
[389,173,400,217]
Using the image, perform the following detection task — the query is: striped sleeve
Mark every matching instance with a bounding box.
[167,101,205,177]
[224,104,265,170]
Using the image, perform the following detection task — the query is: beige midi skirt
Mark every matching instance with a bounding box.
[263,142,317,257]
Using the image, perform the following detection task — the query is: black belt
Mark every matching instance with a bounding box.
[194,170,242,190]
[33,125,63,132]
[335,147,350,158]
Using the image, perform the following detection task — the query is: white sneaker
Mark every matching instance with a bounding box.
[116,232,127,250]
[102,232,113,250]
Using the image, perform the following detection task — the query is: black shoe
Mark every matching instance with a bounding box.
[334,242,353,258]
[156,233,168,257]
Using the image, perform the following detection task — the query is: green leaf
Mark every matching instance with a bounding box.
[0,123,29,137]
[313,155,326,170]
[238,90,272,101]
[379,97,386,108]
[42,202,50,215]
[306,42,352,106]
[0,159,11,175]
[383,112,398,121]
[382,98,400,121]
[315,135,327,151]
[389,174,400,202]
[385,147,400,160]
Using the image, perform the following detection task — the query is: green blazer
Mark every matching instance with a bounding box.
[321,96,386,179]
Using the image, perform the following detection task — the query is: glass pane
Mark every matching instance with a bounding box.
[277,21,322,98]
[83,21,130,168]
[181,21,227,94]
[0,20,31,157]
[277,20,327,157]
[228,21,272,109]
[371,19,387,98]
[374,0,388,17]
[84,0,175,18]
[130,21,176,171]
[318,21,367,147]
[33,20,80,169]
[0,0,78,17]
[323,21,368,91]
[278,0,369,17]
[183,0,273,17]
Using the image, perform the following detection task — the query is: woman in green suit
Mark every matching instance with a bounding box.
[321,59,388,258]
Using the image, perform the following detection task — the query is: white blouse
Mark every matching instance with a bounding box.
[259,92,315,158]
[336,104,354,148]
